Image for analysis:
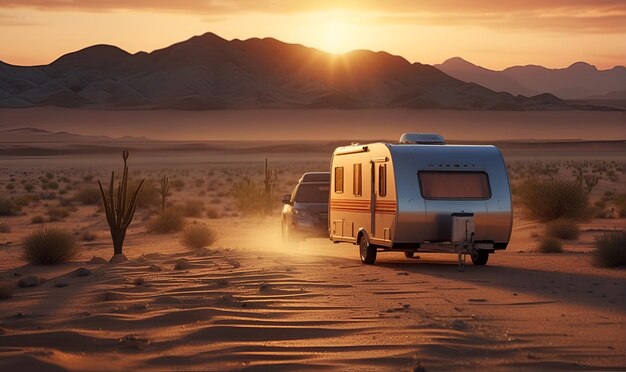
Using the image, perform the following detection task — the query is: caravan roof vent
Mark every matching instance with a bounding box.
[399,133,445,145]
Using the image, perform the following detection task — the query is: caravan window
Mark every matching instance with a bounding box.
[418,171,491,199]
[353,163,362,196]
[334,167,344,193]
[378,164,387,197]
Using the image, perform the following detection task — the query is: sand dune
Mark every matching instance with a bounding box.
[0,214,624,370]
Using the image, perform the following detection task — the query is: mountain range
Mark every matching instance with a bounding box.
[0,32,619,110]
[435,57,626,100]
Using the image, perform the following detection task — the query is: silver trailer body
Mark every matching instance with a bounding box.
[329,134,512,265]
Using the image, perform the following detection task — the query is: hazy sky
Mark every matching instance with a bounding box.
[0,0,624,69]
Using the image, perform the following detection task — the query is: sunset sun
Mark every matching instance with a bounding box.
[320,19,356,54]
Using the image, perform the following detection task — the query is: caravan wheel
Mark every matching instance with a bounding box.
[359,235,377,264]
[471,250,489,265]
[404,251,415,258]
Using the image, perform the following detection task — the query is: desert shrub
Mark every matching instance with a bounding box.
[148,208,186,233]
[594,231,626,267]
[518,178,589,221]
[171,179,185,191]
[206,208,219,219]
[24,183,35,192]
[545,219,580,240]
[128,179,159,208]
[22,227,78,264]
[75,188,101,205]
[0,197,20,216]
[0,222,10,233]
[14,194,39,207]
[42,181,59,190]
[31,215,45,224]
[47,206,71,221]
[538,237,563,253]
[39,192,56,200]
[230,178,275,216]
[615,195,626,217]
[181,223,217,249]
[6,183,15,191]
[182,200,204,217]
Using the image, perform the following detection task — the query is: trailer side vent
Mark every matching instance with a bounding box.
[399,133,445,145]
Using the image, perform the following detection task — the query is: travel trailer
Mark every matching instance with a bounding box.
[329,133,512,266]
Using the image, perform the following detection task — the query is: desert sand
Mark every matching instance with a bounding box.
[0,124,624,371]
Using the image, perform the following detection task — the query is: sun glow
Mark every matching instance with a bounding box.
[318,13,359,55]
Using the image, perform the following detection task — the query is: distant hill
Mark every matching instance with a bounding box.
[0,33,613,110]
[435,57,626,100]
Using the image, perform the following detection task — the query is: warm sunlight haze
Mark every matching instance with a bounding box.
[0,1,624,69]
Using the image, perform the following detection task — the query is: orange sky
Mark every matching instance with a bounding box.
[0,1,624,70]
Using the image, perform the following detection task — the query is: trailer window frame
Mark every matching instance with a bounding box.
[353,163,362,196]
[417,171,491,200]
[378,164,387,197]
[334,166,344,194]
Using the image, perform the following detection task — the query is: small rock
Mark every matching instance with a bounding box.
[194,248,212,257]
[54,282,69,288]
[451,319,469,330]
[109,254,128,264]
[259,282,271,291]
[133,277,145,286]
[148,264,162,272]
[118,335,149,350]
[17,276,43,288]
[215,279,229,286]
[87,256,107,265]
[73,267,93,277]
[173,258,191,270]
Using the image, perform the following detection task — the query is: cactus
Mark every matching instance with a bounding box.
[263,158,278,195]
[98,150,144,255]
[583,174,599,193]
[159,175,170,211]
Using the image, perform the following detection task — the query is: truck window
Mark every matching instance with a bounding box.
[378,164,387,197]
[294,184,330,203]
[334,167,343,193]
[418,171,491,199]
[353,163,362,196]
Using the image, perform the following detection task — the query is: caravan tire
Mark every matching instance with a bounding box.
[359,235,377,265]
[404,251,415,258]
[471,250,489,265]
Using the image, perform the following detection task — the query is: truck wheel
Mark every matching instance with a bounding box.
[471,250,489,265]
[359,235,377,264]
[404,251,415,258]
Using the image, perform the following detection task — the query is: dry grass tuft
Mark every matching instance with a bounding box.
[181,223,217,249]
[148,208,186,233]
[594,231,626,267]
[545,219,580,240]
[538,237,563,253]
[22,227,79,264]
[519,178,589,221]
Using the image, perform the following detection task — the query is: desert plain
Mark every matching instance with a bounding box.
[0,108,624,371]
